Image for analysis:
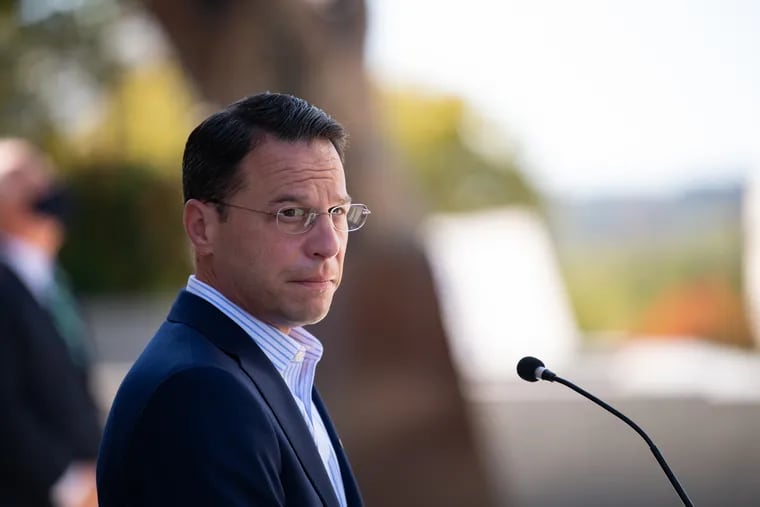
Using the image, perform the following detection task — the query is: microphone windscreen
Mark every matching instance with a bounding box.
[517,356,545,382]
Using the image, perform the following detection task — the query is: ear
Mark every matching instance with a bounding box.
[183,199,218,256]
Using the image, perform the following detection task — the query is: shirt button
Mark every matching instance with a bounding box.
[294,347,306,362]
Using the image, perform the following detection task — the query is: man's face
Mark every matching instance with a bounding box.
[0,142,64,251]
[208,137,349,334]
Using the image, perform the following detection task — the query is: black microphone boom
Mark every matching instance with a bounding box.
[516,356,694,507]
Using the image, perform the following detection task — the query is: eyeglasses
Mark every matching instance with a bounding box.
[213,201,371,235]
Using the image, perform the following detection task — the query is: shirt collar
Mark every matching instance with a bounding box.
[0,235,55,302]
[185,275,324,374]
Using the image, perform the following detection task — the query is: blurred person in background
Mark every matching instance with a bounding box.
[0,138,101,507]
[97,93,367,506]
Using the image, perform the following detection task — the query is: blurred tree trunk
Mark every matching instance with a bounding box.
[140,0,498,505]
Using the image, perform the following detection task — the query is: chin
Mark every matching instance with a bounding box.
[293,305,332,327]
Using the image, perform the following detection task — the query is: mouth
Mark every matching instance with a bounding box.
[290,277,336,291]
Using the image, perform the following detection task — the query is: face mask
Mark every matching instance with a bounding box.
[32,184,73,227]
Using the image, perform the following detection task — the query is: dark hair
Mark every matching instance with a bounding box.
[182,92,348,213]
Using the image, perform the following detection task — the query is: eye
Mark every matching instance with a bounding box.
[277,207,307,220]
[328,205,348,216]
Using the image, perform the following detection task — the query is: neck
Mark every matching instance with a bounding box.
[19,229,61,259]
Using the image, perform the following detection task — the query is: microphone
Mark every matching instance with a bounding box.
[516,356,694,507]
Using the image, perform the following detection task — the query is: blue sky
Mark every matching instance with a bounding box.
[366,0,760,197]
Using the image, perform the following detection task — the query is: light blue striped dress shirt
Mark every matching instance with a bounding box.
[186,275,347,507]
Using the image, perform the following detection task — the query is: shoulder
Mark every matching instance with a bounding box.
[0,262,43,338]
[141,366,269,421]
[108,322,270,435]
[102,321,269,447]
[102,364,280,470]
[130,367,281,472]
[99,366,285,505]
[0,262,27,304]
[133,366,276,441]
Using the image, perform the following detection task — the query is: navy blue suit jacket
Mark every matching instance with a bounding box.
[96,290,363,506]
[0,262,101,507]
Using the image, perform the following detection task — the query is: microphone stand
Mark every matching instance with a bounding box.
[551,374,694,507]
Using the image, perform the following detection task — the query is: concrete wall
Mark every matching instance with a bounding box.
[471,384,760,506]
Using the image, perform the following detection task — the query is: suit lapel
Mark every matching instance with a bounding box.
[313,389,365,507]
[167,290,340,507]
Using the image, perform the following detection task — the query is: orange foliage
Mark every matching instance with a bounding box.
[635,276,753,347]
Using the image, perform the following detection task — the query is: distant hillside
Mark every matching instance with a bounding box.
[544,182,751,346]
[547,183,744,248]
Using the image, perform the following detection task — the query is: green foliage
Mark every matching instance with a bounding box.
[377,89,540,212]
[1,1,197,294]
[59,164,190,293]
[558,219,749,344]
[0,0,123,141]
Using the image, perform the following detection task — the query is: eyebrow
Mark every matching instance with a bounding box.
[269,194,352,207]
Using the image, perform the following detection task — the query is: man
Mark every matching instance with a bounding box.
[0,139,101,507]
[97,93,368,506]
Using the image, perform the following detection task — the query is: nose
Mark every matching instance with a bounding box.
[305,213,343,258]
